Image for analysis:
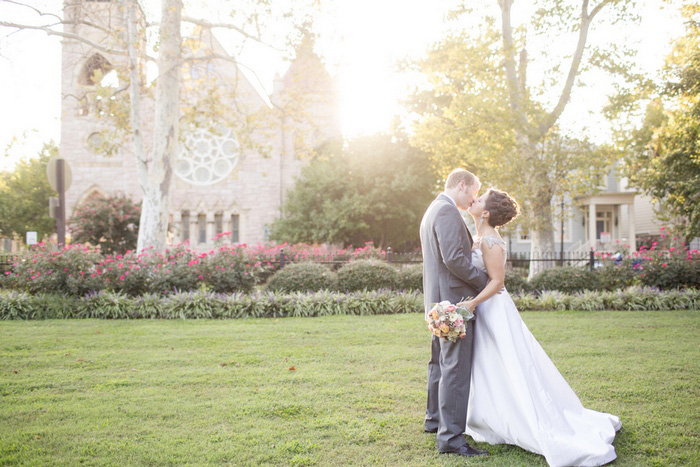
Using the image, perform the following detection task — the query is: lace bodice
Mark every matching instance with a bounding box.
[471,235,507,271]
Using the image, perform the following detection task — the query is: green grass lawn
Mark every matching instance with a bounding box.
[1,311,698,466]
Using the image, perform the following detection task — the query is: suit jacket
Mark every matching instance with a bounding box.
[420,193,489,318]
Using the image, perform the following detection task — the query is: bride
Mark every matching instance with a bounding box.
[458,188,621,467]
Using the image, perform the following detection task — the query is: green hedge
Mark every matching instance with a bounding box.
[337,259,399,291]
[505,270,531,294]
[266,262,337,293]
[529,266,601,293]
[397,264,423,291]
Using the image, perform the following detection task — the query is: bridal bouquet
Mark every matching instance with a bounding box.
[426,300,475,342]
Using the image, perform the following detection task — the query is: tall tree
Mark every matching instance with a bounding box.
[613,3,700,240]
[0,141,57,241]
[407,1,634,276]
[270,134,437,251]
[1,0,311,252]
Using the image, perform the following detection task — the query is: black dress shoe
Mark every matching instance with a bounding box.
[440,444,489,457]
[424,428,438,433]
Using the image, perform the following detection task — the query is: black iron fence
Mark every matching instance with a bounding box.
[0,254,18,274]
[274,248,594,272]
[0,249,598,276]
[508,251,594,274]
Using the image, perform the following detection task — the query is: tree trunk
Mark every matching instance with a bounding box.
[136,0,182,252]
[518,136,556,279]
[528,193,556,280]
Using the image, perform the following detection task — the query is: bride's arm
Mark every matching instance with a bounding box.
[458,243,505,312]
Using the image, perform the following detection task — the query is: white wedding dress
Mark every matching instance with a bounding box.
[464,236,621,467]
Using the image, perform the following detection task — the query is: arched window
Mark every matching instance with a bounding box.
[79,53,112,85]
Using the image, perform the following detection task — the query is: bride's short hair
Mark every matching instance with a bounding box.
[485,189,520,228]
[445,168,479,190]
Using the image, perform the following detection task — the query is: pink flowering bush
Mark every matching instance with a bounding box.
[597,232,700,290]
[3,243,104,295]
[68,193,140,255]
[198,244,262,294]
[634,249,700,289]
[3,241,264,296]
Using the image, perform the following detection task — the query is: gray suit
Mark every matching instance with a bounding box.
[419,193,489,452]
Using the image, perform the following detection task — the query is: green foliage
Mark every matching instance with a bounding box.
[3,243,263,297]
[405,7,620,243]
[4,286,697,319]
[616,4,700,240]
[530,266,601,293]
[336,259,399,292]
[397,264,423,291]
[0,289,423,320]
[511,286,700,312]
[504,270,532,294]
[4,244,104,296]
[596,260,639,291]
[638,253,700,290]
[0,141,57,241]
[68,193,140,255]
[266,262,336,293]
[270,135,437,251]
[198,247,261,294]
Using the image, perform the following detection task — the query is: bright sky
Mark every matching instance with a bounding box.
[0,0,685,171]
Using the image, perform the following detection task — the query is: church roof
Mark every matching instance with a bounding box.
[281,32,336,97]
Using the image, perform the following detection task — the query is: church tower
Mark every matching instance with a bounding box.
[59,0,147,221]
[60,2,340,249]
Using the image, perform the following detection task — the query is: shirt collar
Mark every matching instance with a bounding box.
[441,192,457,208]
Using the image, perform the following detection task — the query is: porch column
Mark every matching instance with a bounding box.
[588,203,597,249]
[628,202,636,252]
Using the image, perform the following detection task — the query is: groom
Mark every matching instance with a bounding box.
[420,168,489,457]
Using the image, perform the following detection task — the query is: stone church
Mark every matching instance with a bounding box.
[60,0,340,250]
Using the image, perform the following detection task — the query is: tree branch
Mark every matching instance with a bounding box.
[537,0,613,136]
[180,16,284,52]
[1,0,62,23]
[0,20,128,57]
[498,0,529,130]
[183,53,279,109]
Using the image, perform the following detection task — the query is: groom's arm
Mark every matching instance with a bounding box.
[434,206,488,292]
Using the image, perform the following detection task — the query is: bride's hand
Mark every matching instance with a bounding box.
[457,300,477,314]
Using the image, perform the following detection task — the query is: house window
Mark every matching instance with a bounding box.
[198,214,207,244]
[231,214,240,243]
[518,226,530,242]
[181,211,190,243]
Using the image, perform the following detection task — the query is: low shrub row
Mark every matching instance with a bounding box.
[512,287,700,312]
[0,289,424,320]
[0,246,422,296]
[2,242,698,297]
[1,287,697,320]
[266,260,423,293]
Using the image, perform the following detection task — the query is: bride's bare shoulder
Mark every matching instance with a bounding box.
[476,234,506,250]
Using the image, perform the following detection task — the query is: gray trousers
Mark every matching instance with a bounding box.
[425,319,475,451]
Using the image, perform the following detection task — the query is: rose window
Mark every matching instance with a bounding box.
[175,126,240,186]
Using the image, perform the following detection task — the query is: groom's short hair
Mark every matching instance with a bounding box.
[445,169,479,190]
